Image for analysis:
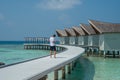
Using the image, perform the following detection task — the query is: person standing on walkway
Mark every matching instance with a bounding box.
[49,34,56,58]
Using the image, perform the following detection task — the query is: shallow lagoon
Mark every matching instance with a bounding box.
[0,43,120,80]
[60,56,120,80]
[0,44,49,65]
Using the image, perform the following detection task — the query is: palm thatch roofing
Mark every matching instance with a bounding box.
[65,28,76,36]
[89,19,120,34]
[56,29,68,37]
[80,24,96,35]
[72,26,85,36]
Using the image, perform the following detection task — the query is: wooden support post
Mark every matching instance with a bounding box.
[104,51,106,58]
[113,51,115,58]
[62,66,66,79]
[68,63,71,74]
[38,75,47,80]
[54,70,58,80]
[86,48,89,56]
[73,61,77,68]
[71,62,74,70]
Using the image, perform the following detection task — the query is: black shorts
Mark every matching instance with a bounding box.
[50,46,56,51]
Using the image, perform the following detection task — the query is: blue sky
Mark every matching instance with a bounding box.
[0,0,120,41]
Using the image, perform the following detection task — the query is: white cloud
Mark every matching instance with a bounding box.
[37,0,82,10]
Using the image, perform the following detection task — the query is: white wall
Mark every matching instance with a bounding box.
[92,35,100,47]
[69,37,75,45]
[65,37,69,45]
[84,36,88,46]
[99,33,120,51]
[59,37,65,44]
[88,36,92,46]
[99,34,104,50]
[78,36,84,45]
[104,33,120,50]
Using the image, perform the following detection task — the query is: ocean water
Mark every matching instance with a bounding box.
[0,41,120,80]
[57,56,120,80]
[0,41,49,65]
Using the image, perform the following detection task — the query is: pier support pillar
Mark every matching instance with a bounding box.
[54,70,58,80]
[67,63,71,74]
[71,62,74,70]
[113,51,115,58]
[38,75,47,80]
[62,66,66,79]
[73,61,77,68]
[104,51,106,58]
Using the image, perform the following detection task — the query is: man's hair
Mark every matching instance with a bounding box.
[53,34,56,37]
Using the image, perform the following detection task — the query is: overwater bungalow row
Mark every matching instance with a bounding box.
[89,20,120,57]
[56,29,69,45]
[65,28,77,45]
[81,24,95,47]
[72,26,85,46]
[56,19,120,57]
[80,23,100,54]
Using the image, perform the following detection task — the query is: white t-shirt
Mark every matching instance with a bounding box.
[49,36,55,46]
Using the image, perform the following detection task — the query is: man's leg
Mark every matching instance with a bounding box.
[54,51,56,58]
[50,50,52,58]
[53,46,56,58]
[50,46,53,58]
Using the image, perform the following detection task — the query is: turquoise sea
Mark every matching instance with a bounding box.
[0,41,49,65]
[0,41,120,80]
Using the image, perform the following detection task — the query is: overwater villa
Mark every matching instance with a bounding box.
[80,23,100,54]
[56,29,69,45]
[81,24,96,46]
[72,26,85,46]
[65,28,77,45]
[79,24,89,47]
[89,20,120,57]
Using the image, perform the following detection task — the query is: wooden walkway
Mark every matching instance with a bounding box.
[0,45,84,80]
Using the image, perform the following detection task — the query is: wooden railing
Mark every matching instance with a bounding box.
[24,37,50,44]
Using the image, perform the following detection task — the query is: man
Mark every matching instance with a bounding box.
[49,34,56,58]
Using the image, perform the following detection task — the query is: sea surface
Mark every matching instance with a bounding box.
[0,41,120,80]
[0,41,49,65]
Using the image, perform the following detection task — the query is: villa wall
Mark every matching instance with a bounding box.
[99,33,120,51]
[78,36,84,45]
[84,36,88,46]
[75,37,78,45]
[88,36,92,46]
[69,37,76,45]
[59,37,65,44]
[64,37,69,45]
[92,35,99,47]
[59,37,69,45]
[99,34,104,51]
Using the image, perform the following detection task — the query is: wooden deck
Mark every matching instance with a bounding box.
[0,45,84,80]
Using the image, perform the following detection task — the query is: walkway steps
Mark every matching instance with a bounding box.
[0,45,84,80]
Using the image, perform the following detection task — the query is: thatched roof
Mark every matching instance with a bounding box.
[80,23,96,35]
[89,19,120,34]
[65,28,76,36]
[56,29,68,37]
[72,26,85,36]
